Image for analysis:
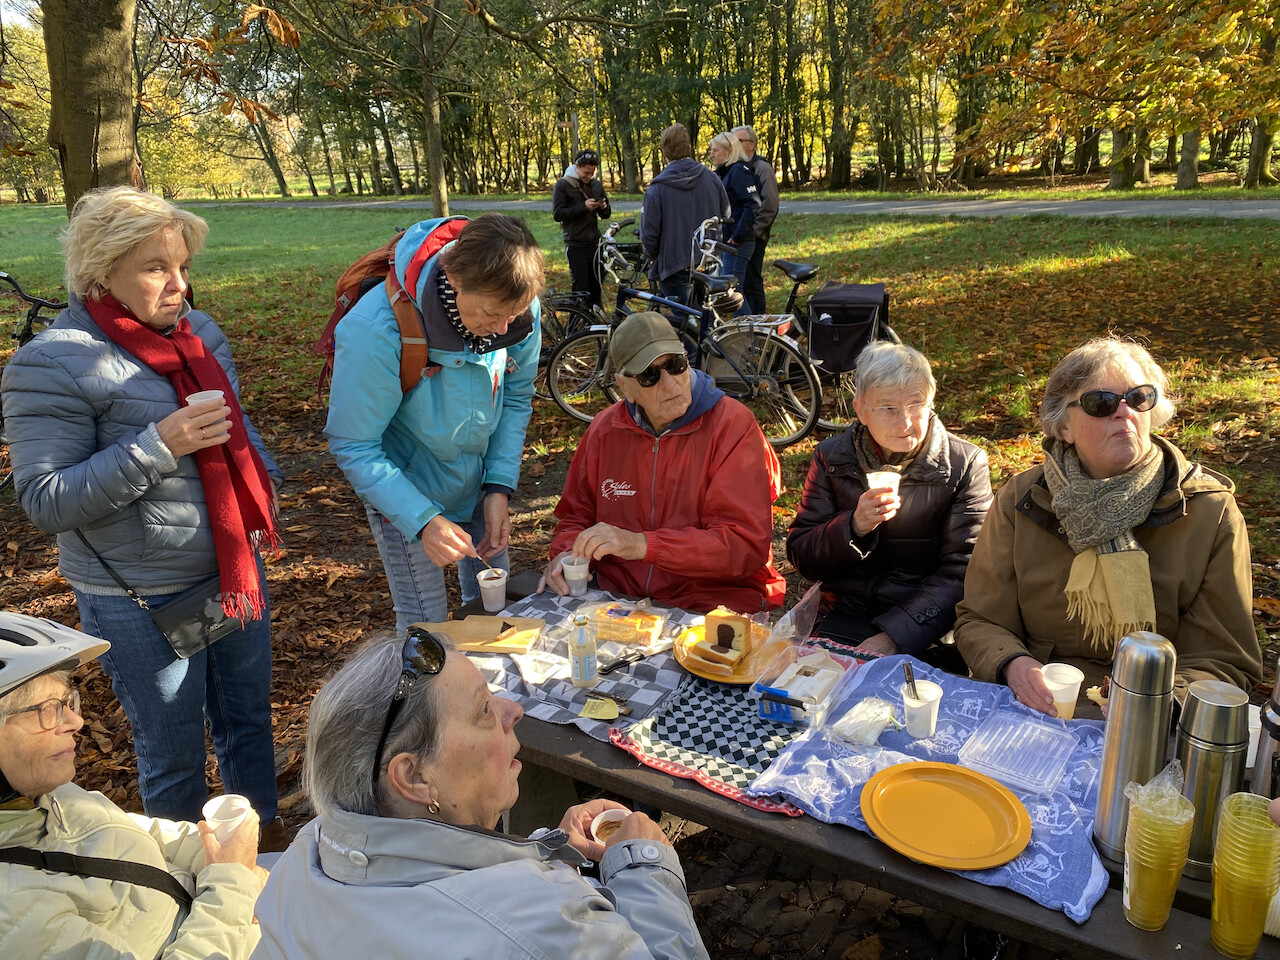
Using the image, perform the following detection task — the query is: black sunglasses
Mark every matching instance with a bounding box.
[625,354,689,388]
[371,628,447,788]
[1068,384,1158,418]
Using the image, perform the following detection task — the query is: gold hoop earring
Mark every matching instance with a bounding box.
[428,799,441,815]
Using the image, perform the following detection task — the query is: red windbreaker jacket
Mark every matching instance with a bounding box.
[549,392,786,614]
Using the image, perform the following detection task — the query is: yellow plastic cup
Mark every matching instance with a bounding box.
[1122,793,1194,931]
[1210,793,1280,958]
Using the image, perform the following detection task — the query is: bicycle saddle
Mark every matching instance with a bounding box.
[772,259,819,283]
[690,272,736,295]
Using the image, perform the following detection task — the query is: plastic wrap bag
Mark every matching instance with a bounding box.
[1124,758,1194,823]
[828,697,900,746]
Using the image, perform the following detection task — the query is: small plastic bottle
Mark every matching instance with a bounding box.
[569,614,598,688]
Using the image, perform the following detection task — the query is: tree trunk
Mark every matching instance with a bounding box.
[364,117,383,196]
[1176,130,1200,190]
[824,0,851,190]
[252,117,291,197]
[1245,120,1277,187]
[1164,135,1177,170]
[1108,126,1135,189]
[317,122,338,196]
[375,102,403,196]
[43,0,141,210]
[1075,127,1100,174]
[1134,125,1151,183]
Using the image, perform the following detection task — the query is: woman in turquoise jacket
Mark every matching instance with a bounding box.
[325,215,544,629]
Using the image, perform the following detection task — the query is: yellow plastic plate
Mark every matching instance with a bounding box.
[673,625,785,686]
[860,761,1032,870]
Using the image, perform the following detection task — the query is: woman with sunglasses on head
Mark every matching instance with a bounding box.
[954,337,1261,717]
[538,311,785,614]
[786,341,992,664]
[252,630,709,960]
[0,612,266,959]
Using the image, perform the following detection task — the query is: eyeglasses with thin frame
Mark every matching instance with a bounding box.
[371,628,447,788]
[624,354,689,388]
[866,401,931,422]
[9,689,80,731]
[1067,384,1158,418]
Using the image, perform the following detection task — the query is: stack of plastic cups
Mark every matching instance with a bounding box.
[1211,792,1280,959]
[1123,790,1195,930]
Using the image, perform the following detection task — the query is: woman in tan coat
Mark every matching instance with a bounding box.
[954,338,1260,718]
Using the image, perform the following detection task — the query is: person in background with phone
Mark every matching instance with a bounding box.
[552,149,611,309]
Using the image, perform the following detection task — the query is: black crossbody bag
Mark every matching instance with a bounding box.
[0,846,193,907]
[74,530,239,659]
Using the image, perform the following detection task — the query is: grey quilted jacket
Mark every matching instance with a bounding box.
[1,296,282,595]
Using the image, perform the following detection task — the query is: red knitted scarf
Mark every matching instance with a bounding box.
[86,294,280,619]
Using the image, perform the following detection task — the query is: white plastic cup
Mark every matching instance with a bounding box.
[562,556,590,597]
[202,793,252,844]
[1041,663,1085,721]
[185,389,226,407]
[477,568,509,613]
[901,680,943,738]
[590,808,629,843]
[865,470,901,496]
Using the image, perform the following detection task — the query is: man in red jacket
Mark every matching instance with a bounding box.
[539,312,786,614]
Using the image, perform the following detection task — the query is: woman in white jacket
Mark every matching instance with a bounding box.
[252,629,709,960]
[0,612,265,959]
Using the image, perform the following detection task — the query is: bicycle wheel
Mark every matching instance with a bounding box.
[706,328,821,449]
[538,299,596,399]
[546,328,620,423]
[815,368,857,433]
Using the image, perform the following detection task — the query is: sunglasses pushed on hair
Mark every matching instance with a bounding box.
[1068,384,1159,418]
[371,628,447,788]
[626,354,689,388]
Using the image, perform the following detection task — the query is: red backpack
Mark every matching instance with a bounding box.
[313,216,469,397]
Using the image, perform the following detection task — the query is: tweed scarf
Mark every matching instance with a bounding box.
[1041,437,1163,651]
[854,418,928,474]
[85,294,280,620]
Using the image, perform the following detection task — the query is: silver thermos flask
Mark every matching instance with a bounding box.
[1176,679,1250,879]
[1093,631,1177,861]
[1251,658,1280,799]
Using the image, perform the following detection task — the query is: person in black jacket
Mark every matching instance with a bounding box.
[552,149,610,307]
[732,126,779,314]
[707,132,760,317]
[786,341,993,663]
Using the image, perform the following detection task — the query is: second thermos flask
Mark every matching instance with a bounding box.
[1094,631,1177,861]
[1176,679,1250,879]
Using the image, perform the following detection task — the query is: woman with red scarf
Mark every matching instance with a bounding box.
[1,188,284,842]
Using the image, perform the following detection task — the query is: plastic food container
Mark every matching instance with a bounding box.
[958,708,1078,795]
[751,643,859,727]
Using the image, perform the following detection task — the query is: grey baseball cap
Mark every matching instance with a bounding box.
[609,312,685,376]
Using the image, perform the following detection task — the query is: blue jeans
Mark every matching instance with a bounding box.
[721,239,756,317]
[75,566,277,823]
[366,501,509,632]
[658,270,693,307]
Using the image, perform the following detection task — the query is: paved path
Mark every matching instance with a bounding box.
[195,196,1280,220]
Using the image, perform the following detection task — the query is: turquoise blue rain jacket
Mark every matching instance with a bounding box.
[324,219,541,541]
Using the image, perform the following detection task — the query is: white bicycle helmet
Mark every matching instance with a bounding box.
[0,611,110,699]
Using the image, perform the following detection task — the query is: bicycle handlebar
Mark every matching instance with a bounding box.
[606,217,636,236]
[0,272,68,311]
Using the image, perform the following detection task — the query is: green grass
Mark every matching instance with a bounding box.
[3,203,1277,571]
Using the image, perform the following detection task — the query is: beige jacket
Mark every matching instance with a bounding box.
[0,783,260,959]
[954,437,1261,704]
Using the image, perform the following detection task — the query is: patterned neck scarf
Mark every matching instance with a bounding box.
[1041,437,1164,650]
[436,269,499,354]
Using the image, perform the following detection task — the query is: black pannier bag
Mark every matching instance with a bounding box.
[806,282,891,374]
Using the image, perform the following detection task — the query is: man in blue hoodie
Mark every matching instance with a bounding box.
[641,124,730,306]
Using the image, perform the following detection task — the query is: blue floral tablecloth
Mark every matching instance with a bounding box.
[743,654,1111,923]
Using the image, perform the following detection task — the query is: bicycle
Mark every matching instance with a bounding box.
[1,271,68,492]
[545,263,822,450]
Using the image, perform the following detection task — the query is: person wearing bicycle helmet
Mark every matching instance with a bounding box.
[0,612,265,959]
[787,342,992,665]
[1,187,285,841]
[539,311,785,614]
[641,124,729,307]
[553,149,611,308]
[707,132,760,317]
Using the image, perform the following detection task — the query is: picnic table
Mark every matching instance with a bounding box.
[459,573,1280,960]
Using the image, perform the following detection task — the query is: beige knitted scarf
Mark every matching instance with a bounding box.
[1041,437,1164,651]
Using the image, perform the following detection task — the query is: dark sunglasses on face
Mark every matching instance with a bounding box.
[9,689,80,730]
[626,354,689,388]
[1068,384,1159,418]
[371,628,447,788]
